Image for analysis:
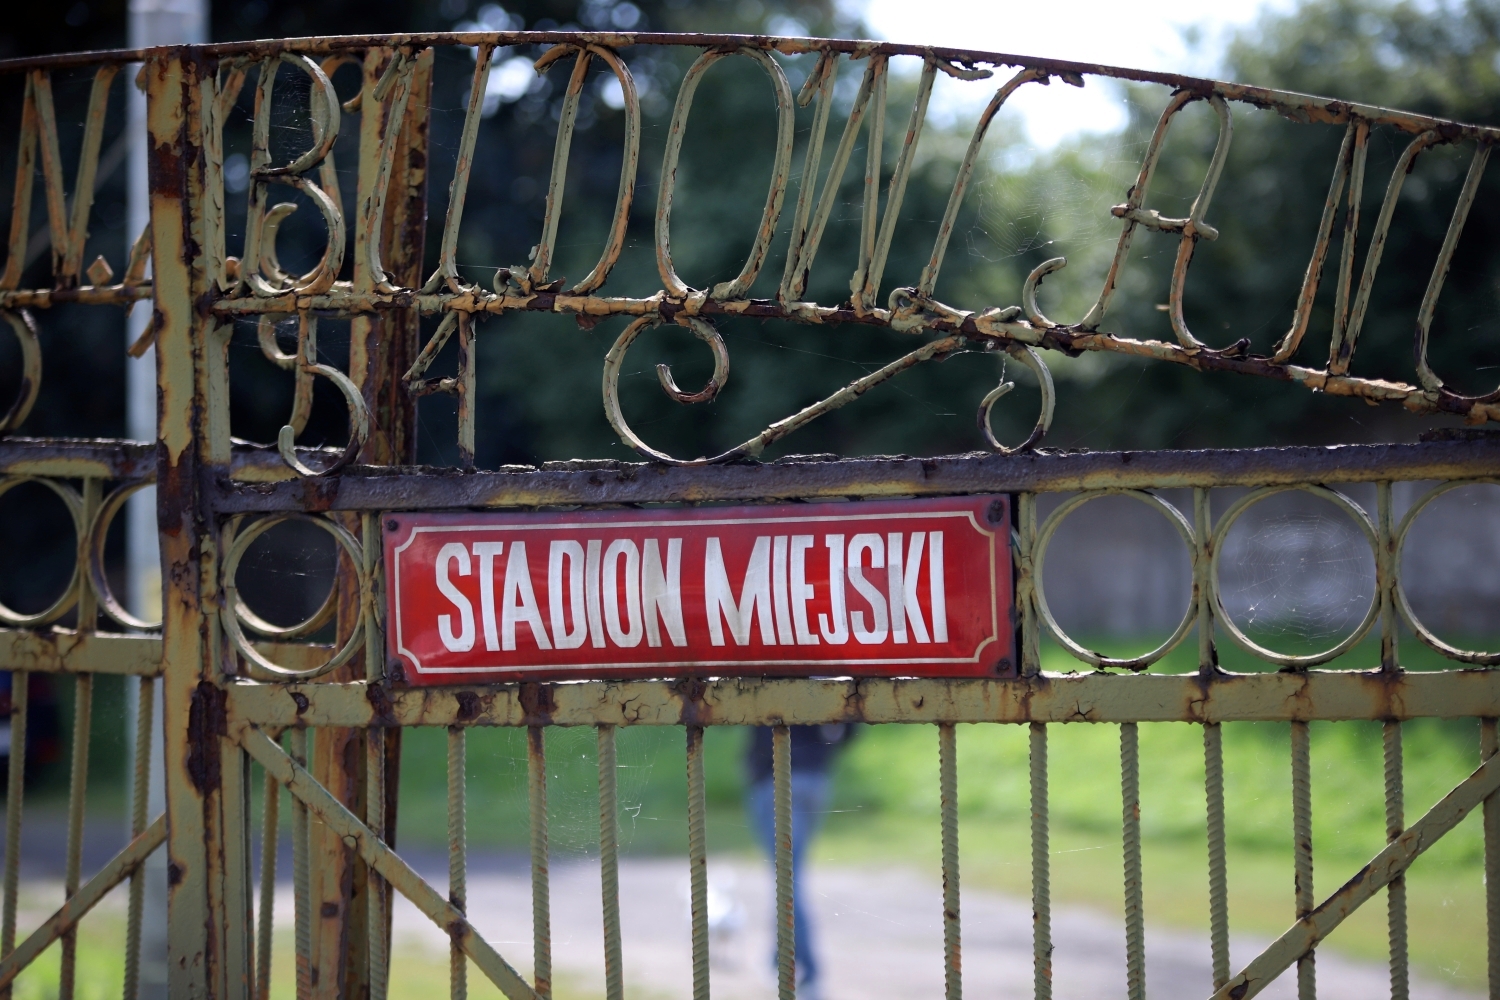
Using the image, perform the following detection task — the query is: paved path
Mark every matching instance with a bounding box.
[377,855,1479,1000]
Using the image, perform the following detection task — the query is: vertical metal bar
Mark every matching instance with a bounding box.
[686,725,710,1000]
[61,477,100,1000]
[291,728,313,1000]
[1291,720,1315,1000]
[939,723,961,1000]
[456,313,476,470]
[124,675,155,1000]
[150,46,229,998]
[1196,488,1229,988]
[1030,722,1050,1000]
[1377,482,1399,672]
[256,767,279,1000]
[449,726,466,1000]
[1482,717,1499,1000]
[1204,723,1229,989]
[1017,493,1040,677]
[1194,487,1217,678]
[773,724,795,1000]
[367,726,388,1000]
[58,671,93,1000]
[597,725,623,1000]
[528,726,551,1000]
[1121,722,1144,1000]
[1384,721,1408,1000]
[0,670,27,1000]
[223,729,254,1000]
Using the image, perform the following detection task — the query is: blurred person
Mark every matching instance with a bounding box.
[744,723,854,1000]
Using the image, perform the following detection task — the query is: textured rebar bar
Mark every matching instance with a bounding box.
[1030,722,1051,1000]
[256,767,279,1000]
[0,670,25,1000]
[597,726,623,1000]
[1204,722,1230,989]
[1291,720,1315,1000]
[58,672,92,1000]
[528,725,551,1000]
[290,728,313,1000]
[366,726,388,1000]
[686,725,709,1000]
[1483,718,1499,1000]
[773,724,795,1000]
[1384,720,1408,1000]
[123,675,153,1000]
[939,723,961,1000]
[449,726,467,1000]
[1121,722,1144,1000]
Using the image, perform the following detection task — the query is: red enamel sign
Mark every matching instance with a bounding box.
[384,496,1012,684]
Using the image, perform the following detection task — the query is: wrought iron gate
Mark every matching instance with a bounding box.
[0,28,1496,1000]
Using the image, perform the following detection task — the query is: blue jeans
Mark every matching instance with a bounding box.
[747,772,830,987]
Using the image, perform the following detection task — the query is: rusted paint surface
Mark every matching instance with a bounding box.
[224,670,1500,729]
[213,438,1500,513]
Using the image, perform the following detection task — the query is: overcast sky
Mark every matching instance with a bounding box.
[851,0,1297,147]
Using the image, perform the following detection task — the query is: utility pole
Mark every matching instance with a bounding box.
[126,2,207,997]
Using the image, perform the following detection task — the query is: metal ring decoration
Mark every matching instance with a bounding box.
[221,513,366,681]
[1210,485,1380,668]
[221,515,340,642]
[0,476,84,628]
[1393,478,1500,665]
[0,311,41,436]
[1032,489,1199,671]
[977,345,1054,455]
[87,479,162,631]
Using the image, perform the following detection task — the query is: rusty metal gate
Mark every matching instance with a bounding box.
[0,27,1496,1000]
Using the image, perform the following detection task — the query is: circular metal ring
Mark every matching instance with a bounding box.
[1393,478,1500,665]
[87,479,161,631]
[1211,485,1380,668]
[1032,489,1198,671]
[221,513,364,681]
[0,476,83,627]
[223,514,341,641]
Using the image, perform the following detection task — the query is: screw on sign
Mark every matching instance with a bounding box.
[384,497,1014,682]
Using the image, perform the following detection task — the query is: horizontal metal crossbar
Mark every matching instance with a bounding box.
[223,670,1500,729]
[0,438,346,484]
[0,629,160,675]
[0,32,1488,142]
[213,438,1500,513]
[0,633,338,676]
